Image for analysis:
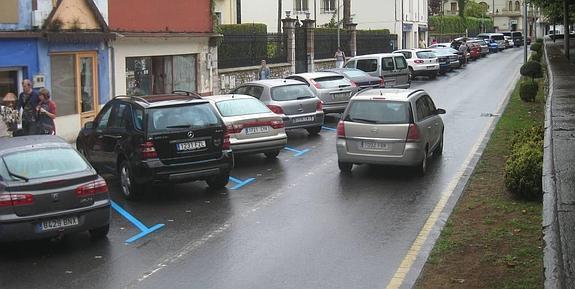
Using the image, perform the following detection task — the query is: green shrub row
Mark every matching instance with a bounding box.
[530,42,543,54]
[429,16,494,34]
[504,126,544,201]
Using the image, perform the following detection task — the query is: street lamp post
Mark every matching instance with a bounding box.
[337,0,341,47]
[524,0,528,63]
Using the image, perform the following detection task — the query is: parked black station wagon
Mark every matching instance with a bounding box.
[76,92,234,200]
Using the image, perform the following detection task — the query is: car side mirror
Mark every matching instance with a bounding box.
[84,121,94,129]
[436,108,446,115]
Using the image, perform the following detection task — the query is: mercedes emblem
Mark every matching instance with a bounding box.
[187,131,194,138]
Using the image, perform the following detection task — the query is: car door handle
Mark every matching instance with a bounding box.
[104,135,122,140]
[427,126,432,129]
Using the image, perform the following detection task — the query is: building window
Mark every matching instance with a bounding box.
[50,53,99,117]
[0,0,19,23]
[295,0,309,12]
[321,0,336,13]
[515,1,521,11]
[0,71,18,98]
[215,12,222,25]
[450,2,457,12]
[509,1,513,11]
[126,54,197,97]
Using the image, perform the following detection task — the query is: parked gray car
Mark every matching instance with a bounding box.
[321,68,384,90]
[286,72,357,113]
[0,135,110,242]
[336,88,445,175]
[231,79,325,135]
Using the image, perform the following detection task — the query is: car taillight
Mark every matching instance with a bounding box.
[226,124,243,134]
[267,105,284,115]
[76,178,108,197]
[379,77,385,87]
[140,141,158,159]
[316,101,324,112]
[309,79,322,89]
[270,120,285,129]
[414,59,424,64]
[406,123,421,142]
[0,193,34,207]
[336,120,345,138]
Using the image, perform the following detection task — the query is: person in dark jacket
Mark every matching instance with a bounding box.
[16,79,39,135]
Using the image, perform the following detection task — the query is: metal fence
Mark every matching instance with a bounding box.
[218,33,287,69]
[314,29,351,60]
[356,32,397,55]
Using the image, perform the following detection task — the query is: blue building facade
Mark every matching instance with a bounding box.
[0,0,113,140]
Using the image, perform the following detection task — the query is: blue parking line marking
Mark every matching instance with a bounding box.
[229,176,256,190]
[284,146,310,157]
[322,126,337,132]
[111,201,166,244]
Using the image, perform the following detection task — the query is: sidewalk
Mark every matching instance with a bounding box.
[543,39,575,289]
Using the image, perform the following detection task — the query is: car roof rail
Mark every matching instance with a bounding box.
[129,95,150,104]
[407,89,425,98]
[172,90,203,99]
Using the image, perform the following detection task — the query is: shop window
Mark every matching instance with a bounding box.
[0,0,18,24]
[51,53,99,117]
[126,54,197,96]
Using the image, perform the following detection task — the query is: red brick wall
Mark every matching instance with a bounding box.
[109,0,212,32]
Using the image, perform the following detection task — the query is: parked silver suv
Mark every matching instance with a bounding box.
[286,72,357,113]
[336,88,446,175]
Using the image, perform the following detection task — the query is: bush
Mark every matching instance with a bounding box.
[530,51,542,62]
[428,16,494,34]
[504,126,544,201]
[519,80,539,102]
[520,61,543,80]
[536,38,544,44]
[530,42,542,53]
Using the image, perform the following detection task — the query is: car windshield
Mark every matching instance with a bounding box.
[313,76,350,89]
[215,98,270,117]
[2,148,89,180]
[148,103,220,132]
[271,84,315,101]
[346,100,410,124]
[514,32,523,37]
[342,70,369,78]
[416,51,436,59]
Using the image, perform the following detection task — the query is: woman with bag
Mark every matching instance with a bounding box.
[36,88,57,135]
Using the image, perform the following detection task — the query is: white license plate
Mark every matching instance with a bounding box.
[176,141,206,151]
[40,216,79,231]
[293,116,315,123]
[245,126,270,135]
[427,65,435,69]
[359,141,388,151]
[331,92,349,100]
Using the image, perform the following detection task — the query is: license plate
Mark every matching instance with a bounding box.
[40,216,79,231]
[427,65,435,69]
[293,116,315,123]
[176,141,206,151]
[245,126,270,135]
[331,92,349,100]
[359,141,388,151]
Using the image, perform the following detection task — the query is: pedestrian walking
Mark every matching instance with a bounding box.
[334,47,346,68]
[35,88,57,135]
[258,60,271,80]
[16,79,39,135]
[458,40,469,66]
[0,92,20,137]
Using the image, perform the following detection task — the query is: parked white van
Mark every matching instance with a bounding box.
[476,33,506,51]
[344,53,411,89]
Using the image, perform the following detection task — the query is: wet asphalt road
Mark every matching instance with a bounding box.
[0,48,525,289]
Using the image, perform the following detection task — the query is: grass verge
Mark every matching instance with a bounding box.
[414,75,545,289]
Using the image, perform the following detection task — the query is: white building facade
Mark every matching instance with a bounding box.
[216,0,429,49]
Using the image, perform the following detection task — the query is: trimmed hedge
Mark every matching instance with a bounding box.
[530,51,542,62]
[536,38,544,44]
[219,23,267,34]
[504,126,544,201]
[520,61,543,81]
[519,80,539,102]
[530,42,543,54]
[429,16,494,35]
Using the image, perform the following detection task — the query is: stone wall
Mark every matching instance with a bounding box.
[218,63,292,93]
[314,58,337,71]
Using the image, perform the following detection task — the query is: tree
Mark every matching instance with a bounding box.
[458,0,467,17]
[465,0,488,18]
[429,0,443,16]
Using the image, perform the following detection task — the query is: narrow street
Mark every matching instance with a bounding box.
[0,48,524,289]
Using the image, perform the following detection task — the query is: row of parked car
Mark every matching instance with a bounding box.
[5,33,528,242]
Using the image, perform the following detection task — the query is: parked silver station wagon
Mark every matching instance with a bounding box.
[286,72,358,113]
[231,79,325,135]
[336,88,446,175]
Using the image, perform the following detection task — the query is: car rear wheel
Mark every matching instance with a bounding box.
[89,224,109,240]
[306,126,322,136]
[416,150,428,176]
[435,133,444,156]
[264,150,280,159]
[120,161,142,200]
[409,67,415,80]
[338,161,353,173]
[206,174,229,189]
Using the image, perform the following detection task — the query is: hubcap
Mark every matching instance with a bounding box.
[120,166,131,196]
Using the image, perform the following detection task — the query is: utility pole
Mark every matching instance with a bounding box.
[524,0,528,64]
[277,0,282,34]
[564,0,570,59]
[337,0,341,47]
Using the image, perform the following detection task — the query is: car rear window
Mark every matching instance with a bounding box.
[2,148,89,180]
[215,98,270,117]
[148,103,220,132]
[345,100,410,124]
[313,76,350,89]
[416,51,436,59]
[271,84,315,101]
[342,70,369,78]
[514,32,523,37]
